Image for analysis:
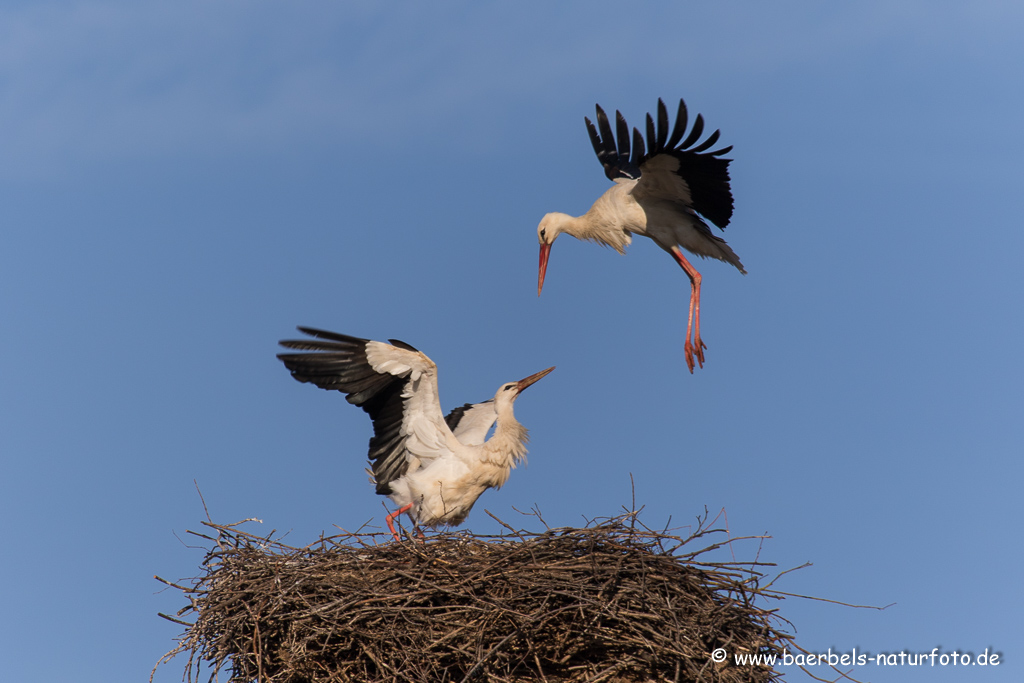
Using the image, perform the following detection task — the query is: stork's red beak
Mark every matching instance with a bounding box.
[517,366,555,393]
[538,243,551,296]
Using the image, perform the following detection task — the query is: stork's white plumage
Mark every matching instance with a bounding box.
[277,327,554,540]
[537,98,745,373]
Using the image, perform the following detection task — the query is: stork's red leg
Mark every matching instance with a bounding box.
[670,247,707,373]
[386,503,414,541]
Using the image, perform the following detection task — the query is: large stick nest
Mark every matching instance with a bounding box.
[155,510,805,683]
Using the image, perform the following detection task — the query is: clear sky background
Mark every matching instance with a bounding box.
[1,2,1021,681]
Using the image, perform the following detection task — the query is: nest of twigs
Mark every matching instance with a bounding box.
[155,510,806,683]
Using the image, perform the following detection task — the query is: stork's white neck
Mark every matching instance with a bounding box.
[479,405,528,488]
[549,185,637,254]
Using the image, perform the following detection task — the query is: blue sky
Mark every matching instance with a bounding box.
[2,2,1022,681]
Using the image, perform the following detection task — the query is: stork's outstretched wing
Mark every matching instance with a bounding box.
[585,98,734,229]
[277,327,451,495]
[444,400,497,446]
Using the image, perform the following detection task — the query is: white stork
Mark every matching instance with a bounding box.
[277,327,554,540]
[537,98,745,373]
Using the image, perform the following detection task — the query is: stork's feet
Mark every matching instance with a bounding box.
[386,503,414,542]
[684,338,708,373]
[387,526,425,543]
[694,336,707,368]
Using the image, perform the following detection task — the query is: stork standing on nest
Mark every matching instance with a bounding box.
[537,98,745,373]
[277,327,554,541]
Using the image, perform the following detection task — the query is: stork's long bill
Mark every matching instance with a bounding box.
[537,243,551,296]
[517,366,555,393]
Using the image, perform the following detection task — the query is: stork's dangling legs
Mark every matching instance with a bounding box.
[386,503,414,541]
[671,246,707,373]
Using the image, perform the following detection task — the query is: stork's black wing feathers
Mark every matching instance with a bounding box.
[277,327,415,495]
[679,113,705,150]
[586,107,642,180]
[630,127,645,168]
[444,403,476,433]
[364,387,409,492]
[597,106,616,156]
[690,128,721,154]
[615,111,631,160]
[585,97,735,229]
[665,99,688,150]
[387,338,420,352]
[444,400,498,447]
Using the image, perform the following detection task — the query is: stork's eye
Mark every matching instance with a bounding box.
[540,228,547,240]
[504,384,515,391]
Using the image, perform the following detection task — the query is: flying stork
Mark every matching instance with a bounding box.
[537,98,745,373]
[277,327,554,540]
